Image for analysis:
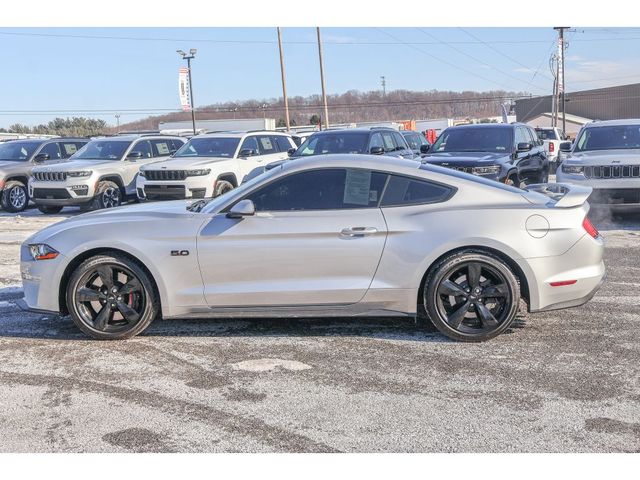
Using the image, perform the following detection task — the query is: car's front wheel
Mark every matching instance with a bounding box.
[423,250,520,342]
[214,179,234,197]
[92,181,122,210]
[66,253,159,340]
[1,180,29,213]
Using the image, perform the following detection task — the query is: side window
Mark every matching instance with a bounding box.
[38,142,62,160]
[132,140,152,158]
[380,175,453,207]
[381,132,396,152]
[169,139,185,152]
[393,132,409,150]
[150,139,172,157]
[369,133,384,150]
[240,136,259,153]
[514,127,529,147]
[403,134,419,150]
[527,128,540,146]
[243,168,387,212]
[273,136,293,152]
[257,135,277,155]
[58,142,79,158]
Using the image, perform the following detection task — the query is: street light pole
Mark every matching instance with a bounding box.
[177,49,198,135]
[277,28,291,131]
[316,27,330,130]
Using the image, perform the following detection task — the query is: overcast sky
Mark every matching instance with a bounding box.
[1,27,640,127]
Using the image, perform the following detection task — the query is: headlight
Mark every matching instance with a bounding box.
[472,165,501,176]
[138,170,146,178]
[562,164,584,175]
[67,171,92,177]
[28,244,59,261]
[186,169,211,177]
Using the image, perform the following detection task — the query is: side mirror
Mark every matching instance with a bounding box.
[517,142,532,153]
[559,141,572,152]
[370,146,385,155]
[226,199,256,219]
[239,148,258,158]
[34,153,50,162]
[127,151,143,160]
[287,147,297,157]
[420,144,430,154]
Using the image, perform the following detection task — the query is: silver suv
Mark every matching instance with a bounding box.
[0,138,88,212]
[556,119,640,212]
[29,135,186,214]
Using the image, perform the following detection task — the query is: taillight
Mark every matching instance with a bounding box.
[583,217,599,238]
[549,142,555,153]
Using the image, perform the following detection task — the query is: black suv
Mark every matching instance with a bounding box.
[401,130,431,158]
[422,123,549,187]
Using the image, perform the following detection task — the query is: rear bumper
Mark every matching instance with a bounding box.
[533,272,605,312]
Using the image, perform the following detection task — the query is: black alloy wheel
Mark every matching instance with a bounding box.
[424,251,520,342]
[67,254,158,339]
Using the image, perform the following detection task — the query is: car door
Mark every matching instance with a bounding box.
[33,142,63,165]
[514,126,534,180]
[122,139,154,194]
[526,126,545,175]
[197,168,389,307]
[236,135,263,179]
[392,131,415,159]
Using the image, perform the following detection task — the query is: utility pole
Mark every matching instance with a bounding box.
[554,27,569,133]
[381,76,386,97]
[316,27,330,129]
[277,28,291,131]
[177,49,198,135]
[549,54,558,127]
[114,113,120,131]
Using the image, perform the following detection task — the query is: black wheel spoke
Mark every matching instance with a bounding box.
[438,279,467,297]
[468,263,482,289]
[118,278,142,296]
[481,283,509,298]
[96,266,114,290]
[475,302,499,328]
[76,287,105,302]
[116,301,140,323]
[93,305,111,331]
[447,300,471,329]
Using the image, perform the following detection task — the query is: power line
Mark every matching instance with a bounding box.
[416,28,548,94]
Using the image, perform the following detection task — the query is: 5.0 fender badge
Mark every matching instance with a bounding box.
[171,250,190,256]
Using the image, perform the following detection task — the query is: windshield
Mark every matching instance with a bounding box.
[0,141,42,161]
[536,129,558,140]
[174,137,240,158]
[432,127,513,153]
[293,132,369,156]
[72,140,131,160]
[575,125,640,152]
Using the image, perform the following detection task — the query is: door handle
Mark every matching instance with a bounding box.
[340,226,378,237]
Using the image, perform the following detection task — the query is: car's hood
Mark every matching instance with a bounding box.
[423,152,509,164]
[141,156,233,170]
[564,149,640,165]
[26,200,197,244]
[32,159,120,172]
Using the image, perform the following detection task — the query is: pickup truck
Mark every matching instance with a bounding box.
[535,127,567,174]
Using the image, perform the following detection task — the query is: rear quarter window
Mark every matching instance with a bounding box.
[381,175,454,207]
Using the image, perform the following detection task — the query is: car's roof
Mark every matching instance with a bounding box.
[309,127,397,136]
[584,119,640,128]
[198,130,291,139]
[92,135,184,141]
[446,123,517,130]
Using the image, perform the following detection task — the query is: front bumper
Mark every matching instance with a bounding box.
[20,246,67,314]
[136,175,212,201]
[29,177,96,206]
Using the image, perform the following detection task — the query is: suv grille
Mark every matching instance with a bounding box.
[439,166,473,174]
[144,170,188,181]
[34,171,67,181]
[584,165,640,179]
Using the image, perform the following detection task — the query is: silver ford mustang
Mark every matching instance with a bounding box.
[19,155,605,342]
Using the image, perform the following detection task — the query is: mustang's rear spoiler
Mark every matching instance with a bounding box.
[522,183,593,208]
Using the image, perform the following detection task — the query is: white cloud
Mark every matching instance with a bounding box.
[565,59,640,89]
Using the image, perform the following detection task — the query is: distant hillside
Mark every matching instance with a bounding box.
[117,88,525,131]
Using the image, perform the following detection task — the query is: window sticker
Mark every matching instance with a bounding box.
[260,137,273,150]
[156,142,170,155]
[63,144,78,155]
[344,169,372,206]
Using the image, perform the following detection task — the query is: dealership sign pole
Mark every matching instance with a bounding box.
[177,49,198,135]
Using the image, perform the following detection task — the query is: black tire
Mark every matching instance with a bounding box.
[66,253,159,340]
[91,180,122,210]
[213,179,234,197]
[1,180,29,213]
[423,250,521,342]
[504,173,524,189]
[37,205,63,215]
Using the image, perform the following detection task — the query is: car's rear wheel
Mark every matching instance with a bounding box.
[1,180,29,213]
[423,251,520,342]
[214,179,234,197]
[37,205,63,214]
[92,181,122,210]
[66,253,159,340]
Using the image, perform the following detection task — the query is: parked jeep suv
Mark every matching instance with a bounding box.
[29,135,185,213]
[556,119,640,212]
[422,123,549,187]
[0,137,88,212]
[136,131,295,201]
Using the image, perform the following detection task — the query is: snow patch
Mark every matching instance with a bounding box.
[230,358,312,372]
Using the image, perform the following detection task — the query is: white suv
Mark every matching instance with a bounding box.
[136,131,296,201]
[29,135,186,213]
